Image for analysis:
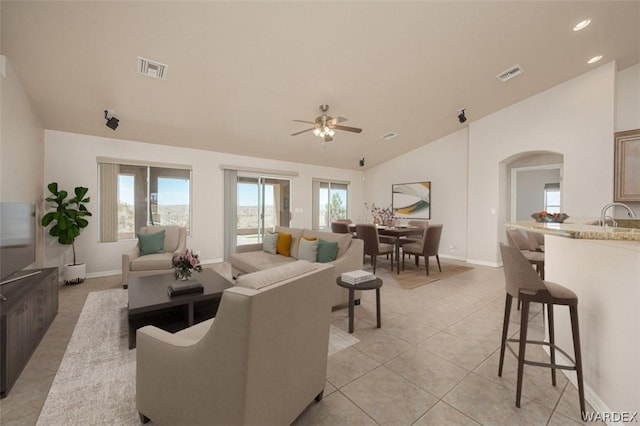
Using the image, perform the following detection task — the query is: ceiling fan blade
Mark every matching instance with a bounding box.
[327,116,348,125]
[330,124,363,134]
[292,119,316,124]
[291,128,315,136]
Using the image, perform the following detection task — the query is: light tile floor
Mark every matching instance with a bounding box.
[0,260,599,425]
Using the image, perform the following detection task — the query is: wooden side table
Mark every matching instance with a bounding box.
[336,277,383,333]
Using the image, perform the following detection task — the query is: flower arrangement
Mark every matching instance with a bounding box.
[365,203,395,226]
[172,249,203,280]
[531,211,569,223]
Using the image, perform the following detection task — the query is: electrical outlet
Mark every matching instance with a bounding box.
[449,245,455,252]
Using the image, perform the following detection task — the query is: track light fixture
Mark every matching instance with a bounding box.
[457,109,467,124]
[104,110,119,130]
[359,157,365,167]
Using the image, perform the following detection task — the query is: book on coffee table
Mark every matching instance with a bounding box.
[168,279,204,297]
[341,270,376,285]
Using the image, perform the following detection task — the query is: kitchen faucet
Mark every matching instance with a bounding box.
[600,202,637,227]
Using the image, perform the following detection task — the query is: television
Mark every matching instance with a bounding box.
[0,203,38,285]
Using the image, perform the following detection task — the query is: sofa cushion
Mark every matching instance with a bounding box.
[317,239,338,263]
[277,232,292,257]
[275,226,304,258]
[236,260,317,290]
[263,232,278,254]
[297,238,319,262]
[130,252,173,271]
[138,230,165,256]
[302,230,352,259]
[229,251,296,274]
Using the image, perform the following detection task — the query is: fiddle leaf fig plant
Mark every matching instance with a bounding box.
[41,182,92,265]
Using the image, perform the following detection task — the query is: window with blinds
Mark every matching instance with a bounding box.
[544,183,561,214]
[98,159,192,242]
[312,179,349,230]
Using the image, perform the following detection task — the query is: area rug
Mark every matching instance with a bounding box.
[37,288,358,425]
[393,262,473,290]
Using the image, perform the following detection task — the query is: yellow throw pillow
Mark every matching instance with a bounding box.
[277,232,292,257]
[302,236,317,241]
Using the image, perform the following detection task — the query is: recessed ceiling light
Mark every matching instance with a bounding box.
[573,19,591,31]
[587,55,603,64]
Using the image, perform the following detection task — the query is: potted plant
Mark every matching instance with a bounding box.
[41,182,92,284]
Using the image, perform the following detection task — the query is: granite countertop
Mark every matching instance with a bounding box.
[506,220,640,242]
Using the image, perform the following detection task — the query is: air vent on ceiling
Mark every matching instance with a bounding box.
[496,64,523,82]
[381,132,398,141]
[137,56,168,80]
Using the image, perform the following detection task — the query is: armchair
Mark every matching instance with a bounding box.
[121,226,187,288]
[136,261,334,425]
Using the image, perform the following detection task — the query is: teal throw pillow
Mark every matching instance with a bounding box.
[138,230,165,256]
[297,238,319,262]
[317,239,338,263]
[263,232,278,254]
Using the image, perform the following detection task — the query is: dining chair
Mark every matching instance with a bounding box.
[398,220,429,246]
[331,221,350,234]
[401,224,443,275]
[506,228,545,279]
[498,243,585,415]
[355,224,394,274]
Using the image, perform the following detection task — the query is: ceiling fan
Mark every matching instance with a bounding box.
[291,104,362,143]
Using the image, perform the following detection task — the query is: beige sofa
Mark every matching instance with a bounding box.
[229,226,364,308]
[136,261,334,425]
[121,226,187,288]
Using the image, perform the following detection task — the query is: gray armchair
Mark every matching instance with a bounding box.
[136,261,334,425]
[121,226,187,288]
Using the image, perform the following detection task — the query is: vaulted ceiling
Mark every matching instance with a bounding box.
[2,1,639,170]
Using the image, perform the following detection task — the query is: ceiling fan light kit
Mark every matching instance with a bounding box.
[291,104,362,143]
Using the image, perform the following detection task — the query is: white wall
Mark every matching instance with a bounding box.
[616,63,640,132]
[363,128,468,260]
[0,57,45,268]
[43,131,364,276]
[514,168,560,221]
[468,62,616,265]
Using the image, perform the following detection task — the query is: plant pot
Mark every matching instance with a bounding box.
[64,263,86,285]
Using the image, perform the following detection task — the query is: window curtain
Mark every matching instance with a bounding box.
[99,162,119,242]
[223,169,238,261]
[273,183,281,227]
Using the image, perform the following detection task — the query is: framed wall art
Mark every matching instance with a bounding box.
[392,181,431,219]
[614,129,640,202]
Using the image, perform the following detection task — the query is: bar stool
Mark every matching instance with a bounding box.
[506,228,545,279]
[498,243,585,415]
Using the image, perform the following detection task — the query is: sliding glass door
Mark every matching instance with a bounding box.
[236,176,290,247]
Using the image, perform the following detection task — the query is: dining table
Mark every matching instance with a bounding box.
[349,224,425,274]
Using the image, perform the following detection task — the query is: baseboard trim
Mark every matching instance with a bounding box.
[465,258,501,268]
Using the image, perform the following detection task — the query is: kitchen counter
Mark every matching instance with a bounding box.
[505,219,640,414]
[507,220,640,242]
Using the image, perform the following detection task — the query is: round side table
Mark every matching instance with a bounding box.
[336,277,383,333]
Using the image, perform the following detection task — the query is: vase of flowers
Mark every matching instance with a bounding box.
[365,203,395,226]
[172,249,203,280]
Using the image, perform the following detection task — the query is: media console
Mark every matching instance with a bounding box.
[0,268,58,398]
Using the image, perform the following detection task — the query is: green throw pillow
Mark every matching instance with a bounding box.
[317,239,338,263]
[263,232,278,254]
[297,238,319,262]
[137,230,165,256]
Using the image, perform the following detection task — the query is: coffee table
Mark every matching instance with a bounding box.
[336,276,383,333]
[127,268,234,349]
